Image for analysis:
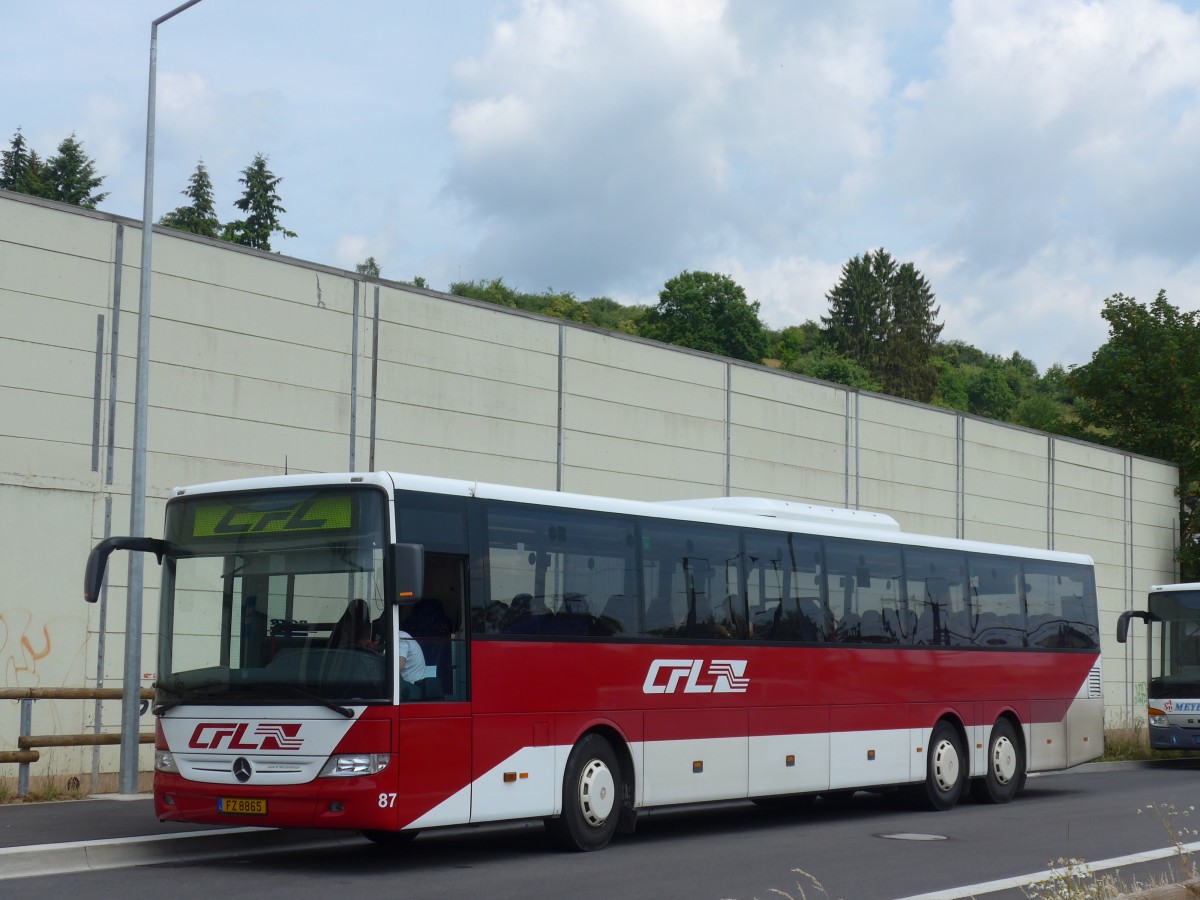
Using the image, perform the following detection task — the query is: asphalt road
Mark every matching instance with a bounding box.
[9,761,1200,899]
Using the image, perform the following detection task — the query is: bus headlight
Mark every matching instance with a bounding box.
[1148,708,1169,728]
[155,750,179,774]
[318,754,390,778]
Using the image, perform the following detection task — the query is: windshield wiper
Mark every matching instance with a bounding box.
[154,683,354,718]
[154,686,244,715]
[262,683,354,718]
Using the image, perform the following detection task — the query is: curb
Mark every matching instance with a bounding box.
[0,826,364,881]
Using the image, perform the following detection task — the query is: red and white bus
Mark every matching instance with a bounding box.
[1118,583,1200,751]
[85,471,1103,850]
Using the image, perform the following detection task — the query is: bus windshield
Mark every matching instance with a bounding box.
[1149,588,1200,700]
[156,486,392,708]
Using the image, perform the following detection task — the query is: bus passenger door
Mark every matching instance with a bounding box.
[396,554,473,830]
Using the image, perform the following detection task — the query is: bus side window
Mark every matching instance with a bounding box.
[1023,560,1098,650]
[903,547,968,647]
[745,532,825,642]
[969,555,1024,647]
[641,522,740,640]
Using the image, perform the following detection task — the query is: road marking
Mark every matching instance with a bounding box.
[892,838,1200,899]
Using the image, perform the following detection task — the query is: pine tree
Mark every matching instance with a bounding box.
[223,153,296,251]
[23,151,49,199]
[158,160,221,238]
[1,129,48,197]
[822,249,943,402]
[2,129,30,190]
[44,133,108,208]
[822,250,895,378]
[882,262,942,401]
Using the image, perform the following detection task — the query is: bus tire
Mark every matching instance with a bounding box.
[971,718,1024,804]
[547,733,622,852]
[911,721,966,811]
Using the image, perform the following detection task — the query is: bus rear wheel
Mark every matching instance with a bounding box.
[547,733,622,852]
[910,721,966,811]
[971,718,1024,804]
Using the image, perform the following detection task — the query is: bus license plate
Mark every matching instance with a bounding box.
[218,797,267,815]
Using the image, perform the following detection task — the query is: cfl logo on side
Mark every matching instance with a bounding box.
[642,659,749,694]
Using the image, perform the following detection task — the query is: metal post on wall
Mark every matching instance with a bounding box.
[18,698,33,796]
[350,281,360,471]
[368,285,379,471]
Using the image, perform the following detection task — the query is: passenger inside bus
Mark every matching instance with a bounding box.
[335,599,428,685]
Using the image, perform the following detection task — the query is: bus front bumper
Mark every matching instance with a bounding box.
[154,770,405,832]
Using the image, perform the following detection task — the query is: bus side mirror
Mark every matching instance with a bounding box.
[1117,609,1156,644]
[392,542,424,604]
[84,536,168,603]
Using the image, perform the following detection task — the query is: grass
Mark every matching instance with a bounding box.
[21,774,87,803]
[0,772,87,804]
[1022,858,1147,899]
[1101,717,1193,762]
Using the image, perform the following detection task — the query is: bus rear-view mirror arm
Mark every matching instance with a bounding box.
[1116,609,1159,643]
[84,536,168,603]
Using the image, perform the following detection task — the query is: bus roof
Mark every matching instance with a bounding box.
[1150,583,1200,594]
[168,470,1094,568]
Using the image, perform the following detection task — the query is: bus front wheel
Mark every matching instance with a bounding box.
[911,721,966,811]
[547,733,622,852]
[971,718,1024,804]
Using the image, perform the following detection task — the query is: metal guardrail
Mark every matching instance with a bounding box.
[1,688,155,796]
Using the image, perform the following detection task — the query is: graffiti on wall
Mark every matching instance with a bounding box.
[0,609,52,688]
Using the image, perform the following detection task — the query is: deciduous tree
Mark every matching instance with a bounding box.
[784,347,880,391]
[451,277,519,307]
[1070,291,1200,574]
[639,271,767,363]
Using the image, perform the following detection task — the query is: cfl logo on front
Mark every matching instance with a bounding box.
[642,659,749,694]
[188,722,304,751]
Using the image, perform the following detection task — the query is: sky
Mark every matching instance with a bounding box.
[4,0,1200,372]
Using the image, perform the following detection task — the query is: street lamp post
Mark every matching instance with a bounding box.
[120,0,204,796]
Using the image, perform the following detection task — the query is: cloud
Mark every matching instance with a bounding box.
[891,0,1200,271]
[718,254,846,331]
[8,0,1199,374]
[443,0,905,296]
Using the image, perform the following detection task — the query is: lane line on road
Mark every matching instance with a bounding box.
[893,839,1200,899]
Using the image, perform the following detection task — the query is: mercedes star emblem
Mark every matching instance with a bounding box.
[233,757,253,783]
